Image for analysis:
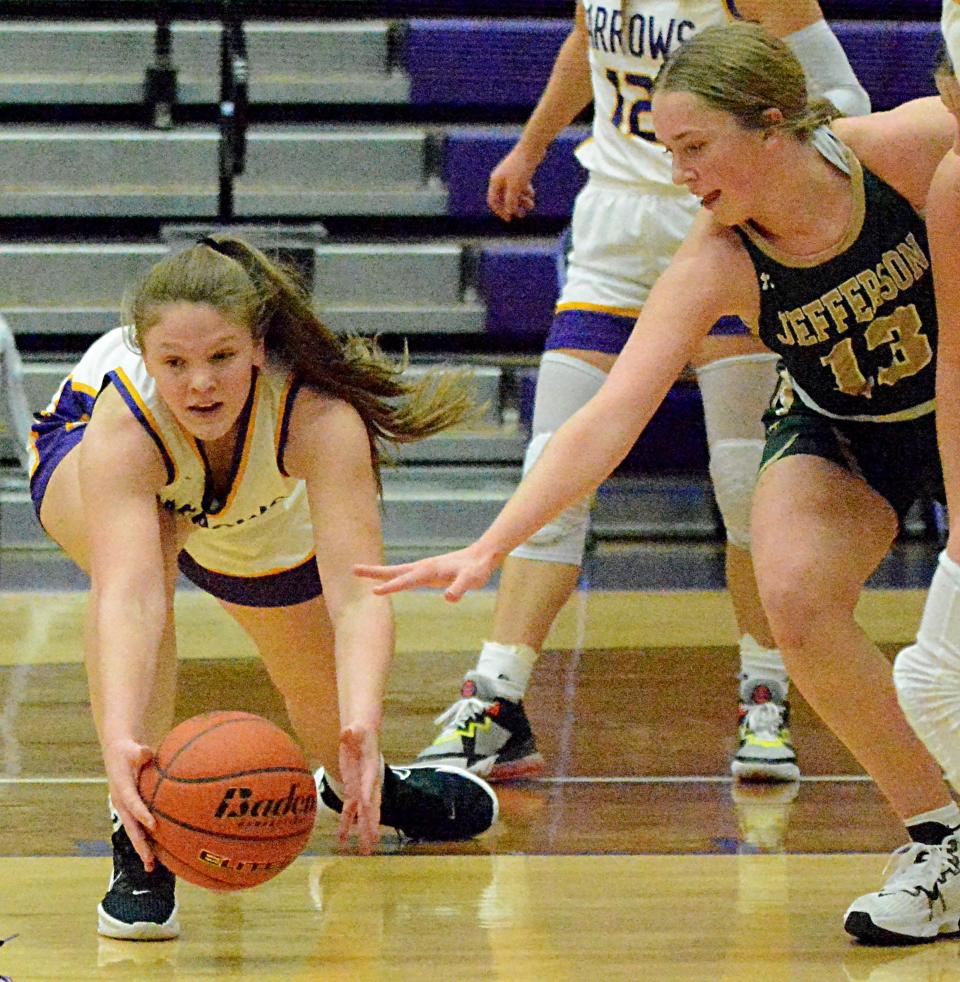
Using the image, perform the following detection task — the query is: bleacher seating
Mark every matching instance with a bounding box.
[0,1,946,559]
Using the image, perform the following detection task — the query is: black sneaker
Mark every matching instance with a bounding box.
[317,764,499,842]
[97,827,180,941]
[414,672,545,781]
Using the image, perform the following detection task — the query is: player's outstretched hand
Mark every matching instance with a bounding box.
[354,544,499,602]
[103,738,158,869]
[487,146,538,222]
[337,726,382,855]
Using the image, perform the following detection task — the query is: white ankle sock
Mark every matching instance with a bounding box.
[739,634,789,692]
[475,641,538,698]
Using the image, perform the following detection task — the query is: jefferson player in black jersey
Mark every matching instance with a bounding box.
[356,23,960,945]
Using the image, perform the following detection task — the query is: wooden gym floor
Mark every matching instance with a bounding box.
[1,565,958,980]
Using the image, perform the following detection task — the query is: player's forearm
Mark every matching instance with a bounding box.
[92,586,166,747]
[513,24,593,164]
[333,595,392,731]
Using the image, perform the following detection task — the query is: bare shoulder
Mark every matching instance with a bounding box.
[283,385,371,480]
[670,213,756,306]
[82,384,167,492]
[834,98,956,210]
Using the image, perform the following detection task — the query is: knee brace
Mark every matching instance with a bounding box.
[708,438,764,549]
[510,352,607,566]
[894,551,960,790]
[695,353,778,549]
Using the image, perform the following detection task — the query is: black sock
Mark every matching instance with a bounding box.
[907,820,960,846]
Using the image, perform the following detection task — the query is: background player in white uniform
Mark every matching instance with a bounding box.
[892,14,960,828]
[415,0,869,784]
[29,236,497,941]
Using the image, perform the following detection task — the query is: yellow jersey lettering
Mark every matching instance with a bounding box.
[896,233,929,280]
[787,307,816,346]
[882,250,913,291]
[821,288,849,335]
[838,277,872,324]
[801,299,831,343]
[775,310,796,346]
[856,269,885,316]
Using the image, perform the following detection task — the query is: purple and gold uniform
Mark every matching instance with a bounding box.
[29,327,320,607]
[551,0,743,353]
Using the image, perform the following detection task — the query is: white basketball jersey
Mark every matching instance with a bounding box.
[47,327,314,578]
[944,0,960,76]
[577,0,740,186]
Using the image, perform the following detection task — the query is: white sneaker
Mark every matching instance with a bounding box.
[844,836,960,944]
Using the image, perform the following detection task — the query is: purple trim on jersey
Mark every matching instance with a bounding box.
[29,421,85,524]
[28,378,99,524]
[177,551,322,608]
[106,370,176,484]
[725,0,742,19]
[277,378,304,477]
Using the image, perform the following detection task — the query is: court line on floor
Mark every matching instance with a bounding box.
[0,774,873,785]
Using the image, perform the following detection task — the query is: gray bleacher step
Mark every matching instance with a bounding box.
[0,241,481,337]
[0,21,409,105]
[0,468,721,551]
[0,127,445,217]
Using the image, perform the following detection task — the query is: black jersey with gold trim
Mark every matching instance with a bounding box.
[735,156,936,422]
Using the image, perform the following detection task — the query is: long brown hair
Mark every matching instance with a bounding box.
[654,21,838,140]
[124,235,477,486]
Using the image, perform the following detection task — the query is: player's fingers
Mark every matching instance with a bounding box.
[443,566,486,602]
[119,808,156,870]
[353,562,413,581]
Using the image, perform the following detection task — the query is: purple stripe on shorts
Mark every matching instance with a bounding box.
[546,309,750,354]
[545,309,636,355]
[177,551,322,608]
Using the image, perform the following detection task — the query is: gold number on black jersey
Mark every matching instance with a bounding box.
[819,304,932,398]
[605,69,657,142]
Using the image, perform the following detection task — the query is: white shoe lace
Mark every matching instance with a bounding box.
[742,702,784,741]
[879,839,960,895]
[433,697,491,734]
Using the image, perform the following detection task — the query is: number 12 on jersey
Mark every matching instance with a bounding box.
[605,69,658,142]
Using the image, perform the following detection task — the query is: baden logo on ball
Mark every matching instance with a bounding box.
[139,710,316,892]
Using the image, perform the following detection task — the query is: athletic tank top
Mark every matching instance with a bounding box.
[42,326,314,576]
[735,146,936,422]
[577,0,739,187]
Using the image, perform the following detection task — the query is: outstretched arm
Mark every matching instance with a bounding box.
[79,389,174,868]
[356,222,752,598]
[487,6,592,221]
[285,390,395,854]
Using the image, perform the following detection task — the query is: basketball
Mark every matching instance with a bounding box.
[138,711,317,892]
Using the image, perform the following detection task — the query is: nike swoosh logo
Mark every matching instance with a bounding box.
[131,889,151,896]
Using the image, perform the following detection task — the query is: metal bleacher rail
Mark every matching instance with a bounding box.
[0,1,947,581]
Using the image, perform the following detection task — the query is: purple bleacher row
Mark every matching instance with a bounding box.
[421,19,943,220]
[406,19,941,115]
[380,1,941,17]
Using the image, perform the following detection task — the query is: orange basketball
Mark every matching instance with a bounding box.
[138,711,316,892]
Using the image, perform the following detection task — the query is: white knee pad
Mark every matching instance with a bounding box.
[894,551,960,791]
[695,353,778,549]
[510,352,607,566]
[708,438,764,549]
[695,353,779,445]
